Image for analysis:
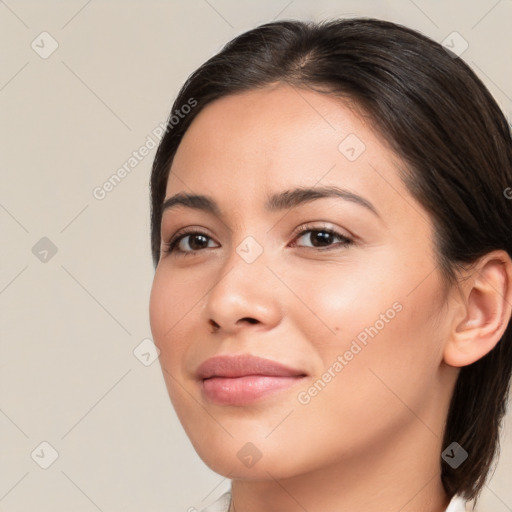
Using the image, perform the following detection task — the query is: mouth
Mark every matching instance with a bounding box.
[196,354,307,406]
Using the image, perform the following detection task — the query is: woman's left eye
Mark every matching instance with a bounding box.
[291,227,353,250]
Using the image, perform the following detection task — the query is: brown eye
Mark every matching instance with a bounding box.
[178,234,210,251]
[164,230,219,255]
[293,228,353,250]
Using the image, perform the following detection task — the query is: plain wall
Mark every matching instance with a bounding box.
[1,0,511,511]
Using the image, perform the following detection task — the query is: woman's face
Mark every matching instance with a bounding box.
[149,83,457,480]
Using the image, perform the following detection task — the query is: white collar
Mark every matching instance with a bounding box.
[445,495,467,512]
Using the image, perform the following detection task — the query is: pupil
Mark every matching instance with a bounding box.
[313,231,331,246]
[190,235,208,250]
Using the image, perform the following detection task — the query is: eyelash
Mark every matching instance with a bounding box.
[161,224,354,257]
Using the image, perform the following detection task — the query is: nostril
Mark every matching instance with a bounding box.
[208,317,259,332]
[209,319,220,332]
[241,317,259,324]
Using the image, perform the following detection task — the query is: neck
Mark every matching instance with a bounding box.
[229,420,451,512]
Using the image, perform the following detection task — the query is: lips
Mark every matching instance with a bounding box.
[196,354,307,405]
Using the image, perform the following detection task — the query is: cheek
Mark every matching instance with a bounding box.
[149,269,198,415]
[149,267,200,364]
[293,259,398,342]
[300,255,444,384]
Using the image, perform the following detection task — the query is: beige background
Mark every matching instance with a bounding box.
[1,0,511,511]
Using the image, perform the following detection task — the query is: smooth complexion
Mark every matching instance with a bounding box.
[149,83,512,512]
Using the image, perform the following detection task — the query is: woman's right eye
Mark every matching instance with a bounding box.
[162,230,218,256]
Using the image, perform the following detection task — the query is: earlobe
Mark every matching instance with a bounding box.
[443,250,512,368]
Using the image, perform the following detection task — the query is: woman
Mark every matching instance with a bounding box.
[148,17,512,512]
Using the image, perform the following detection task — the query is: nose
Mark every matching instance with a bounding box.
[201,249,283,335]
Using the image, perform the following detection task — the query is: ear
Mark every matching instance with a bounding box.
[443,250,512,367]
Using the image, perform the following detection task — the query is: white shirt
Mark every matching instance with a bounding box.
[199,491,467,512]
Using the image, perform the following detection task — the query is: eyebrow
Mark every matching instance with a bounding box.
[161,185,380,218]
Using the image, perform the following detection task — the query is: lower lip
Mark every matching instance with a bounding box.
[201,375,305,405]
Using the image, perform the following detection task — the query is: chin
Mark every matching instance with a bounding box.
[199,450,295,480]
[188,432,307,481]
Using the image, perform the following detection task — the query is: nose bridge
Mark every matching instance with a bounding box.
[202,233,281,331]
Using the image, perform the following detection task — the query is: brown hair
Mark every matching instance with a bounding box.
[149,17,512,502]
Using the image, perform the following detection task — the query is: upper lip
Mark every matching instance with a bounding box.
[196,354,307,379]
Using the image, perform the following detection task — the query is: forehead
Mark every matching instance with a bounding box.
[165,84,416,225]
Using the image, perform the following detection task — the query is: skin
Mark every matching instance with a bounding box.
[149,83,512,512]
